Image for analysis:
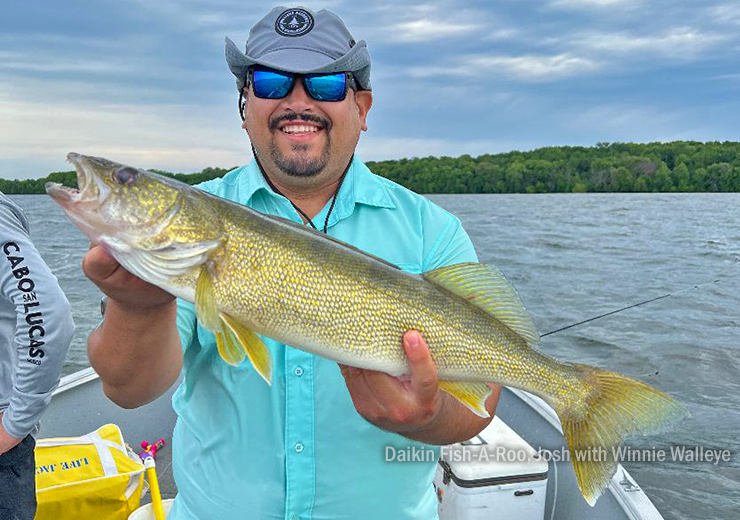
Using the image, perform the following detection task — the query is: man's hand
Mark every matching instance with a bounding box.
[83,244,174,311]
[84,244,183,409]
[0,413,23,455]
[339,331,499,445]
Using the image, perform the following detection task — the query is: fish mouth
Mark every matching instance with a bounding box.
[45,152,101,206]
[66,152,93,194]
[44,181,79,203]
[45,152,119,243]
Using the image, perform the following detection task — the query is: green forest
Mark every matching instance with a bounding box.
[0,167,233,195]
[3,141,740,194]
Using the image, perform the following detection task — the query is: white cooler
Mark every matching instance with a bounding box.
[434,416,549,520]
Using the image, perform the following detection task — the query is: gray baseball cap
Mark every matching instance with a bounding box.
[225,6,371,93]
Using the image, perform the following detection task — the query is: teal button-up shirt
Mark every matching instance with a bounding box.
[169,157,477,520]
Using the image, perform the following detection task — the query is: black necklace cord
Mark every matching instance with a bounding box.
[320,166,348,234]
[252,148,351,234]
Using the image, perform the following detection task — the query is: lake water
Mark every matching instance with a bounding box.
[9,193,740,520]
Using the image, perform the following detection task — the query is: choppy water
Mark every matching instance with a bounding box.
[10,193,740,520]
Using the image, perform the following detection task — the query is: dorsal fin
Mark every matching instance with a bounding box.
[424,263,539,348]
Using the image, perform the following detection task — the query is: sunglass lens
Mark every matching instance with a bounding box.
[252,69,293,99]
[305,73,347,101]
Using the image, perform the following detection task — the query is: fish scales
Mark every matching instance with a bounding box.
[191,195,584,413]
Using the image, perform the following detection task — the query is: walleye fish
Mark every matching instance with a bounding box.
[47,153,687,505]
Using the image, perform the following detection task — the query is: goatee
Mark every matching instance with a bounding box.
[268,113,332,177]
[269,139,331,178]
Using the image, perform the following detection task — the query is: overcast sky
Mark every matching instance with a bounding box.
[1,0,738,179]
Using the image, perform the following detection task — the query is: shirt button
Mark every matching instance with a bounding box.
[294,366,304,377]
[294,442,304,453]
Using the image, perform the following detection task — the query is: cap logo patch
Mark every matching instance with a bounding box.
[275,9,314,37]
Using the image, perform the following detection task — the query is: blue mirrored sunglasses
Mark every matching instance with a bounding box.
[248,66,357,102]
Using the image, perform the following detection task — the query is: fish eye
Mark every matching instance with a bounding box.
[113,167,138,186]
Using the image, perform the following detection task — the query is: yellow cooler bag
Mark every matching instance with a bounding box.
[34,423,148,520]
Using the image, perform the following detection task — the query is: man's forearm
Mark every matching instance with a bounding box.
[1,207,76,439]
[88,299,182,408]
[4,295,74,439]
[399,384,501,445]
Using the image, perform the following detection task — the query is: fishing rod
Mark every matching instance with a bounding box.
[540,278,722,338]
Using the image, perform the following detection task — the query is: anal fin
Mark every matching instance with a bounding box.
[215,330,247,367]
[439,381,492,418]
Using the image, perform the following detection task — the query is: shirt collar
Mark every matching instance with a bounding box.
[237,155,395,217]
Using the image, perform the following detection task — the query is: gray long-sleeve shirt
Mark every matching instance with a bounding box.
[0,192,75,439]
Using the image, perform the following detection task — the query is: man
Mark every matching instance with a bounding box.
[1,192,75,520]
[85,6,500,519]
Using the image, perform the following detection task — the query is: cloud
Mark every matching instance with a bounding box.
[409,53,600,82]
[384,19,482,42]
[571,27,730,60]
[356,2,498,44]
[0,72,168,108]
[712,3,740,25]
[468,53,599,81]
[469,25,735,84]
[1,0,738,179]
[714,72,740,80]
[120,0,346,36]
[549,0,642,9]
[562,103,688,141]
[0,33,118,48]
[0,86,248,178]
[357,136,541,161]
[482,28,521,41]
[0,51,128,74]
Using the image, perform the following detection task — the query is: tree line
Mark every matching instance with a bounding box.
[2,141,740,194]
[366,141,740,194]
[0,167,234,195]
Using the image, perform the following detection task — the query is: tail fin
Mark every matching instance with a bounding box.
[555,365,688,506]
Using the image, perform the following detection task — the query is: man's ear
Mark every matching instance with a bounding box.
[240,88,250,129]
[355,90,373,132]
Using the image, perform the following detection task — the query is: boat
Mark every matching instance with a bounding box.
[38,367,666,519]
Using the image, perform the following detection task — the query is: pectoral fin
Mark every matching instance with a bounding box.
[438,381,492,418]
[195,264,220,331]
[220,313,272,386]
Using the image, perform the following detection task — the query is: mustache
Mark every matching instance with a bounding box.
[269,113,330,131]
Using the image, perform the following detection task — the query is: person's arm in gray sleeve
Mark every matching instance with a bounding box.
[0,202,75,443]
